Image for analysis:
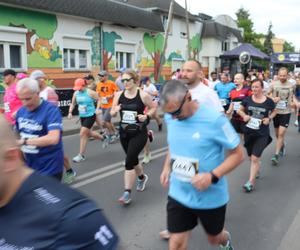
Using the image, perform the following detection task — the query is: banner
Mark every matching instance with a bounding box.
[271,53,300,64]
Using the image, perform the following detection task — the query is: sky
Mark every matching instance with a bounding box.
[176,0,300,51]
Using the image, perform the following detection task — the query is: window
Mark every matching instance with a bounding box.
[116,51,133,69]
[9,45,21,68]
[222,41,230,52]
[63,48,88,70]
[162,16,173,35]
[0,44,4,68]
[115,41,135,70]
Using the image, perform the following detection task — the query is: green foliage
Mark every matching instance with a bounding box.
[0,5,57,39]
[283,41,295,52]
[143,33,164,54]
[103,31,122,53]
[236,8,255,43]
[45,79,56,89]
[28,51,62,68]
[167,52,183,62]
[0,82,6,91]
[190,34,201,51]
[264,23,274,55]
[86,27,101,66]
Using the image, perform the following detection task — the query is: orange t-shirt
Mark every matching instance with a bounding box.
[96,80,119,109]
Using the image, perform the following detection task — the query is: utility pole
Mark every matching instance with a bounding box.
[185,0,191,59]
[157,0,174,82]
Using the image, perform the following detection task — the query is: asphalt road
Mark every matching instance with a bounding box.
[63,120,300,250]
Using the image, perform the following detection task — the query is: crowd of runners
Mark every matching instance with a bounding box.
[1,61,300,249]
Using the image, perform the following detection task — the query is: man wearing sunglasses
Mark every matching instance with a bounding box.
[160,80,244,250]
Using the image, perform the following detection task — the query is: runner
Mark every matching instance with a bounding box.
[2,69,23,126]
[0,115,119,249]
[110,69,156,205]
[268,67,297,165]
[214,73,236,112]
[68,78,107,163]
[96,71,119,143]
[237,79,277,192]
[15,78,64,180]
[226,73,251,136]
[160,80,243,250]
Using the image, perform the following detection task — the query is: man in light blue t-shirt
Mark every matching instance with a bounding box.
[160,80,244,250]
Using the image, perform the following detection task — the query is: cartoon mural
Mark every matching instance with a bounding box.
[190,34,202,60]
[0,6,62,68]
[143,32,165,82]
[102,31,122,70]
[86,27,101,67]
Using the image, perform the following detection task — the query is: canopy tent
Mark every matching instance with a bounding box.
[270,53,300,64]
[220,43,270,60]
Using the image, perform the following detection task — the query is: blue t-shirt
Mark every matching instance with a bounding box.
[16,100,63,175]
[75,89,96,117]
[214,82,236,104]
[0,172,119,250]
[165,104,240,209]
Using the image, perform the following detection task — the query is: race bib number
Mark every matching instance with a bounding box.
[20,132,39,154]
[121,110,137,124]
[233,101,241,111]
[220,99,227,106]
[171,156,199,182]
[4,102,10,113]
[246,117,262,130]
[101,97,108,104]
[276,100,287,110]
[78,105,87,115]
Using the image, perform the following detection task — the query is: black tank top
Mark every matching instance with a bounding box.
[118,89,145,124]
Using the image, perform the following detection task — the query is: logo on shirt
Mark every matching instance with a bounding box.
[94,226,114,246]
[192,132,200,139]
[34,188,61,205]
[0,239,33,250]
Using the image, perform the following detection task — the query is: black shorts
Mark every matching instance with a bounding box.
[244,134,272,157]
[273,113,291,128]
[167,196,226,236]
[80,114,96,129]
[230,118,244,134]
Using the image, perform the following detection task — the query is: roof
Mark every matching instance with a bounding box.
[201,21,243,42]
[114,0,198,21]
[0,0,164,32]
[220,43,270,60]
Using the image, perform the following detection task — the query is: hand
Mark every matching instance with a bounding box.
[68,113,73,120]
[191,173,212,191]
[95,109,102,115]
[243,115,251,122]
[160,168,170,188]
[137,114,147,122]
[273,97,280,103]
[17,138,24,146]
[111,104,121,115]
[262,117,270,125]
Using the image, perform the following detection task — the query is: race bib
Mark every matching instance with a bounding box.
[20,132,39,154]
[233,101,241,111]
[121,110,137,124]
[220,99,227,106]
[78,105,87,115]
[276,100,287,110]
[101,97,108,104]
[4,102,10,113]
[246,117,262,130]
[171,156,199,182]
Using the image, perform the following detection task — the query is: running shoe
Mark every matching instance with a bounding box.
[136,174,149,191]
[159,230,170,240]
[271,154,279,166]
[219,231,234,250]
[142,153,151,164]
[295,120,299,126]
[279,143,286,157]
[72,154,85,163]
[118,191,131,205]
[243,181,254,193]
[148,130,154,142]
[63,170,77,184]
[101,135,109,149]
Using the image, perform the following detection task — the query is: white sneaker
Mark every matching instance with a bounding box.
[294,120,298,126]
[142,153,152,164]
[72,154,85,163]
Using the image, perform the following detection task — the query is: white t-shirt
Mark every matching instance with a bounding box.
[190,83,224,112]
[208,80,220,90]
[39,86,58,106]
[143,84,158,100]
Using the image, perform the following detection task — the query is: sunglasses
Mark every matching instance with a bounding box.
[121,78,133,83]
[98,75,105,77]
[168,91,188,116]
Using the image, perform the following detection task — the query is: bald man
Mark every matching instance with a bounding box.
[0,114,119,249]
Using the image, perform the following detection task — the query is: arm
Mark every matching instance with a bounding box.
[237,104,251,122]
[68,93,77,119]
[110,91,122,117]
[19,130,61,147]
[226,102,234,115]
[138,91,156,122]
[160,149,171,188]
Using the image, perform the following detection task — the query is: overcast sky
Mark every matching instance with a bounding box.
[176,0,300,51]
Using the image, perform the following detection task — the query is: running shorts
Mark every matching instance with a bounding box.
[244,134,272,157]
[80,114,96,129]
[230,118,244,134]
[102,108,112,122]
[273,113,291,128]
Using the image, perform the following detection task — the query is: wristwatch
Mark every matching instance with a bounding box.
[210,171,219,184]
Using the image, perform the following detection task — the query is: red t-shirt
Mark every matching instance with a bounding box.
[230,87,252,120]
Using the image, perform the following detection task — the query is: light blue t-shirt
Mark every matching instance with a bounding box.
[214,82,236,104]
[75,89,95,118]
[165,104,240,209]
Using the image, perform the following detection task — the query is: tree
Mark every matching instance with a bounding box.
[236,7,255,44]
[189,34,202,60]
[264,23,274,55]
[283,41,295,52]
[102,32,122,70]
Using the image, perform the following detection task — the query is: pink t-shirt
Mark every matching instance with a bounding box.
[3,83,23,125]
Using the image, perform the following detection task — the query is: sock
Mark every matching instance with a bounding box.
[125,189,131,193]
[138,174,144,180]
[66,168,74,174]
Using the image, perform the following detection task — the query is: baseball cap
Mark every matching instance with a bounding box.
[73,78,86,91]
[83,74,95,80]
[16,73,28,80]
[98,70,108,77]
[3,69,16,77]
[117,67,126,73]
[30,70,46,80]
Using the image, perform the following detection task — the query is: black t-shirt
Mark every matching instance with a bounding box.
[241,96,275,136]
[0,172,118,250]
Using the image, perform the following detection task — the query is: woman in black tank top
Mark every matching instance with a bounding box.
[110,69,156,205]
